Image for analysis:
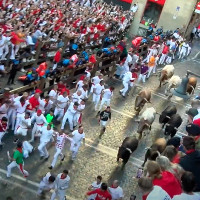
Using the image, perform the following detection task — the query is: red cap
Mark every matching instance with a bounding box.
[35,89,42,94]
[37,109,42,114]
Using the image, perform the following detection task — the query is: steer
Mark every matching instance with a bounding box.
[135,89,151,115]
[117,136,138,166]
[137,107,156,140]
[159,105,177,128]
[164,114,182,138]
[159,65,174,87]
[142,138,167,167]
[187,77,197,95]
[164,75,181,95]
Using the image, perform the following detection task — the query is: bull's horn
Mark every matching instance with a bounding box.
[145,123,151,128]
[156,112,161,115]
[166,123,170,126]
[166,116,171,119]
[144,98,149,102]
[174,127,179,131]
[126,148,133,154]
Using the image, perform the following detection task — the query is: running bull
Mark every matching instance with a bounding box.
[134,89,151,115]
[164,114,182,137]
[117,136,138,165]
[137,107,156,140]
[159,105,177,128]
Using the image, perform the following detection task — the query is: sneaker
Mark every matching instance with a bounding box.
[40,156,44,160]
[61,155,65,162]
[48,166,53,170]
[13,138,19,143]
[44,156,49,161]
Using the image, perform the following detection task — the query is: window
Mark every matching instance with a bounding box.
[141,0,166,28]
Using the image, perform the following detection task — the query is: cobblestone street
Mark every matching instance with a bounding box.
[0,43,200,200]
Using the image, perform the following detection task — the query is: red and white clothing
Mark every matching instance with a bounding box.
[67,129,85,159]
[108,186,124,200]
[87,188,112,200]
[61,102,77,131]
[0,103,9,119]
[53,50,61,70]
[93,84,105,110]
[50,133,68,168]
[54,95,69,121]
[99,89,113,111]
[90,76,103,94]
[38,98,53,114]
[76,80,84,90]
[74,103,85,126]
[30,113,48,142]
[26,95,39,115]
[50,173,70,200]
[15,117,31,136]
[14,100,29,132]
[88,181,102,200]
[71,92,82,103]
[0,119,7,144]
[38,126,54,158]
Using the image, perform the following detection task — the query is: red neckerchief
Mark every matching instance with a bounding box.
[61,174,66,179]
[21,102,25,106]
[186,149,195,154]
[16,147,23,153]
[111,184,118,189]
[195,135,200,141]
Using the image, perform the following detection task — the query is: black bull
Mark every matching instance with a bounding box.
[159,105,177,128]
[117,137,138,165]
[164,114,183,138]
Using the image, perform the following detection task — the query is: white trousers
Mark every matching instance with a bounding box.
[166,56,172,64]
[73,113,81,127]
[147,67,154,78]
[179,49,186,59]
[120,81,129,96]
[7,161,28,177]
[7,108,16,130]
[38,141,49,158]
[99,98,110,111]
[54,107,65,121]
[51,147,64,168]
[93,94,101,110]
[15,113,25,132]
[10,44,20,59]
[30,123,43,142]
[51,189,66,200]
[137,74,146,83]
[70,142,81,159]
[0,132,5,144]
[16,127,28,136]
[61,112,74,131]
[159,53,167,64]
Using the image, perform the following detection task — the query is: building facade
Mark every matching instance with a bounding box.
[128,0,198,36]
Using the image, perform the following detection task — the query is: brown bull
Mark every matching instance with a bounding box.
[187,77,197,95]
[134,89,151,115]
[159,70,174,87]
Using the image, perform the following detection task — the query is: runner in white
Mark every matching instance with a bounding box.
[61,102,78,131]
[89,73,103,97]
[54,92,69,121]
[98,87,114,111]
[49,85,58,104]
[49,130,69,169]
[30,110,48,142]
[38,124,54,159]
[50,170,70,200]
[67,125,85,160]
[74,100,86,127]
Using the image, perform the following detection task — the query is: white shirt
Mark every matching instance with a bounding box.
[0,35,6,46]
[38,99,53,112]
[94,84,105,95]
[19,117,31,129]
[130,5,138,13]
[14,100,29,114]
[108,186,124,200]
[31,113,48,125]
[124,54,132,66]
[72,130,85,144]
[55,133,67,149]
[147,186,171,200]
[56,95,69,109]
[72,92,82,103]
[40,172,55,189]
[40,126,54,143]
[76,80,84,90]
[65,102,77,116]
[79,88,88,99]
[55,173,70,190]
[77,103,85,114]
[88,181,102,200]
[123,72,134,83]
[92,76,102,85]
[49,90,57,102]
[102,89,113,100]
[172,193,200,200]
[0,104,9,114]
